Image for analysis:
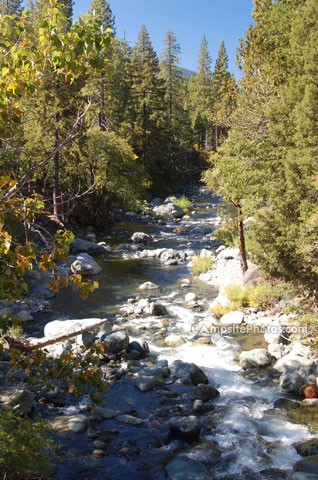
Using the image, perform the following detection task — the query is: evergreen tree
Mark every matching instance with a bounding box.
[89,0,115,33]
[159,28,182,124]
[130,25,166,189]
[189,35,213,154]
[0,0,22,15]
[211,41,231,149]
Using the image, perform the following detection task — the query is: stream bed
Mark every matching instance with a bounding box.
[33,187,316,480]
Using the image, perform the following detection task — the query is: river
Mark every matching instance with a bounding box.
[35,187,315,479]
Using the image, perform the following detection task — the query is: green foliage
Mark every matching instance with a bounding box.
[173,195,192,213]
[0,410,54,479]
[226,281,292,310]
[210,301,240,318]
[190,255,214,275]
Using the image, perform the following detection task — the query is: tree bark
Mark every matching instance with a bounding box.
[236,203,248,274]
[53,109,61,219]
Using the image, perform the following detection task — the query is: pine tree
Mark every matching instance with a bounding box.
[159,28,182,124]
[89,0,115,33]
[189,35,213,155]
[130,25,165,189]
[211,41,231,149]
[0,0,22,15]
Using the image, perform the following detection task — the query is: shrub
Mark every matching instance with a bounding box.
[173,195,192,213]
[190,255,214,275]
[225,283,250,307]
[213,226,238,248]
[212,280,294,314]
[0,410,54,479]
[210,301,242,318]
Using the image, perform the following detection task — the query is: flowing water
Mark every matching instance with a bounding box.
[36,188,315,479]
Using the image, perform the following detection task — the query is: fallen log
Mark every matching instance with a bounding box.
[4,318,108,353]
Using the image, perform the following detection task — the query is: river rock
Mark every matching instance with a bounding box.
[127,341,147,359]
[17,309,33,322]
[288,473,318,479]
[45,340,72,359]
[268,343,285,360]
[139,281,159,290]
[273,398,300,411]
[153,202,185,219]
[165,455,213,480]
[135,376,158,392]
[220,311,244,325]
[193,337,212,345]
[165,334,186,348]
[93,440,108,450]
[273,354,316,378]
[264,324,289,345]
[185,292,197,303]
[149,302,168,316]
[170,360,209,386]
[293,456,318,475]
[195,383,220,402]
[71,253,102,275]
[240,348,273,369]
[280,371,303,393]
[101,330,129,354]
[131,232,152,243]
[70,238,107,254]
[168,416,201,441]
[150,197,161,207]
[160,249,185,264]
[200,248,214,259]
[116,415,144,426]
[0,388,34,414]
[293,439,318,457]
[68,414,88,434]
[93,407,119,419]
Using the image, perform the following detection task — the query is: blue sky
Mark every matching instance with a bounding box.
[74,0,254,77]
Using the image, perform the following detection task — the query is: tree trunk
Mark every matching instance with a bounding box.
[53,121,60,219]
[236,203,248,275]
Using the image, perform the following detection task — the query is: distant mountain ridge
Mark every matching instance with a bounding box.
[178,67,196,80]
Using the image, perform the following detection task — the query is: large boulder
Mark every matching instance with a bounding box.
[242,265,261,286]
[195,383,220,402]
[0,388,34,415]
[170,360,209,386]
[168,416,201,441]
[280,371,303,393]
[273,353,316,379]
[44,318,105,340]
[293,456,318,475]
[240,348,273,369]
[220,311,244,325]
[149,302,167,316]
[159,249,186,264]
[70,238,108,254]
[71,253,102,275]
[131,232,152,243]
[165,334,186,348]
[293,439,318,457]
[165,455,213,480]
[153,202,185,219]
[100,330,129,354]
